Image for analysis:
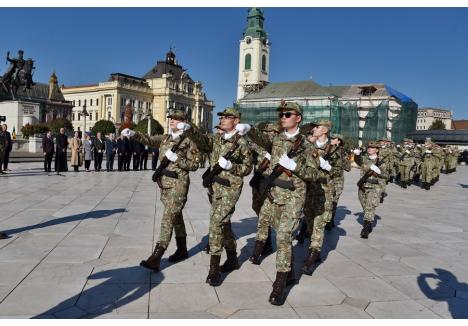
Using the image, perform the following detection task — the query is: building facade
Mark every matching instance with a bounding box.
[416,108,453,130]
[62,50,214,133]
[235,9,417,145]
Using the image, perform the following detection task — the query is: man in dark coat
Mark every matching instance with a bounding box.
[55,128,69,174]
[42,131,55,172]
[132,139,143,170]
[116,134,126,172]
[1,124,12,171]
[151,146,159,171]
[140,144,149,170]
[93,132,105,171]
[124,136,132,171]
[105,133,117,172]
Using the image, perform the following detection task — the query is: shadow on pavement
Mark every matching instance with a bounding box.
[418,268,468,318]
[1,208,126,237]
[33,265,162,319]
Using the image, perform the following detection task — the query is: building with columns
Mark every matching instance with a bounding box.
[62,50,214,133]
[235,8,418,144]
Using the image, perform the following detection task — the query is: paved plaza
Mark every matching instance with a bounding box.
[0,162,467,319]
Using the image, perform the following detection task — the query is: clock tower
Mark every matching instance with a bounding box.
[236,8,270,101]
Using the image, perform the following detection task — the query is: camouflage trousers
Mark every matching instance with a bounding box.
[332,176,344,204]
[257,194,303,272]
[358,186,382,222]
[208,185,241,256]
[421,159,435,183]
[304,181,335,251]
[432,160,442,178]
[399,163,413,182]
[159,183,189,248]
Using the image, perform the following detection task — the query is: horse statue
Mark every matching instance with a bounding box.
[0,50,35,100]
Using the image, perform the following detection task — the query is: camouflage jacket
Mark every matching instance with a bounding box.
[308,139,341,183]
[397,146,415,166]
[333,146,351,178]
[355,153,389,189]
[248,128,319,205]
[187,129,253,190]
[134,132,199,188]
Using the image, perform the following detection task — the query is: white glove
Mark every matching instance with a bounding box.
[264,153,271,161]
[397,145,401,148]
[319,156,332,171]
[235,123,251,136]
[176,122,191,131]
[121,128,135,137]
[425,150,432,154]
[218,156,233,170]
[417,144,421,148]
[165,149,178,162]
[278,153,297,171]
[370,164,381,174]
[405,149,410,154]
[353,149,361,155]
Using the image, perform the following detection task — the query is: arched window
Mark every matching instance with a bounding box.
[262,55,267,71]
[244,53,251,70]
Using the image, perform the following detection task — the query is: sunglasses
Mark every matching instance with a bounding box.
[220,115,236,120]
[278,112,298,119]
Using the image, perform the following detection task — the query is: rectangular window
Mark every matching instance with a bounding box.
[78,99,81,106]
[78,113,81,121]
[84,99,87,106]
[89,113,92,121]
[90,99,93,106]
[96,99,99,106]
[95,112,98,121]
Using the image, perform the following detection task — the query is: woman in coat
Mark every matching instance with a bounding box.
[70,131,83,172]
[83,134,94,172]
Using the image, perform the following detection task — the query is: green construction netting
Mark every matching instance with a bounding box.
[361,100,388,143]
[391,102,418,143]
[332,101,359,140]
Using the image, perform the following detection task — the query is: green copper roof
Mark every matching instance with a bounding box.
[242,7,268,39]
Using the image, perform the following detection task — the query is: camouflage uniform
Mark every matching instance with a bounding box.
[138,109,200,273]
[304,136,340,253]
[330,139,351,225]
[420,144,435,190]
[134,131,199,248]
[354,142,388,238]
[188,109,253,258]
[432,145,444,183]
[397,139,415,187]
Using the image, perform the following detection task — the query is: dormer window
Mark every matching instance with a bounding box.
[359,86,377,96]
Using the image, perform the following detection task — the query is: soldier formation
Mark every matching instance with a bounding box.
[117,100,461,306]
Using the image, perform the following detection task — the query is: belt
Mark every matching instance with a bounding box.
[161,169,178,179]
[273,179,295,190]
[213,175,231,187]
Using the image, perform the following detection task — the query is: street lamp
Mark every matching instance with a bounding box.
[82,103,89,134]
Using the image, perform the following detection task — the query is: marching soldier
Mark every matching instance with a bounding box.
[122,109,199,272]
[398,138,415,188]
[187,108,253,287]
[431,143,444,185]
[378,138,393,202]
[248,101,320,305]
[353,142,388,238]
[248,122,281,264]
[420,139,436,190]
[302,120,340,275]
[326,133,351,230]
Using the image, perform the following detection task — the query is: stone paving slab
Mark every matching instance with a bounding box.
[0,162,467,318]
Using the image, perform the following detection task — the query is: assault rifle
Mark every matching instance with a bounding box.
[257,135,304,202]
[202,133,242,194]
[152,134,187,189]
[357,156,386,189]
[249,155,270,189]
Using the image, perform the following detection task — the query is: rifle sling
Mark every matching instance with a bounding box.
[213,175,231,187]
[160,169,178,179]
[272,178,295,190]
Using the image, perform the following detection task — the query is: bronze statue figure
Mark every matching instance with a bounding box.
[0,49,35,99]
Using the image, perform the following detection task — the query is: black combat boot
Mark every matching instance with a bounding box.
[168,237,188,263]
[326,203,337,230]
[287,249,297,286]
[261,227,273,255]
[380,192,385,203]
[295,220,308,244]
[249,240,266,265]
[389,176,394,183]
[413,174,420,183]
[302,249,321,275]
[220,249,239,273]
[269,272,289,306]
[0,232,8,240]
[401,181,407,189]
[360,221,373,239]
[140,243,166,272]
[206,255,222,286]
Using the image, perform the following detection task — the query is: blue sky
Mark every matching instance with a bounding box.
[1,7,467,119]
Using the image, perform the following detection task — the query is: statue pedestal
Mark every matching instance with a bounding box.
[0,100,40,138]
[28,136,43,153]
